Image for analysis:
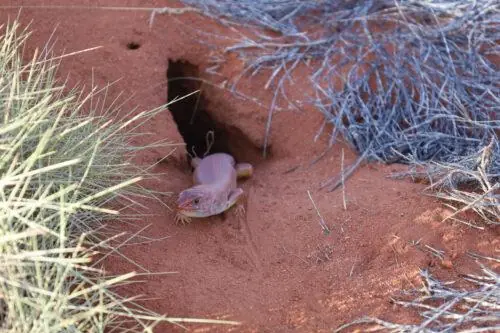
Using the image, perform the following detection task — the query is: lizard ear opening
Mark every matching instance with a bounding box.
[166,59,269,169]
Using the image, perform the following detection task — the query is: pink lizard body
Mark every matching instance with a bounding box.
[175,153,252,224]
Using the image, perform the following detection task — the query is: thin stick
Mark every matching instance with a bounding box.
[466,251,500,263]
[307,190,330,235]
[341,148,347,210]
[349,262,356,277]
[320,149,370,192]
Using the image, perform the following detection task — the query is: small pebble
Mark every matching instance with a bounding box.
[440,259,453,269]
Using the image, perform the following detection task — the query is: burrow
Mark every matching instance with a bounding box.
[166,59,269,169]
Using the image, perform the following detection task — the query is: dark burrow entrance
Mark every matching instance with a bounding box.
[166,59,266,168]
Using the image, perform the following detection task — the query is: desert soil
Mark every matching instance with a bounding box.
[1,1,498,332]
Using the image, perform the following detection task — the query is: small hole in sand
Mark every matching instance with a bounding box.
[166,59,267,167]
[126,42,141,50]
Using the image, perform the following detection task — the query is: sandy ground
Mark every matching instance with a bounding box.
[1,1,498,332]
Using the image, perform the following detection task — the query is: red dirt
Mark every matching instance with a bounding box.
[2,1,498,332]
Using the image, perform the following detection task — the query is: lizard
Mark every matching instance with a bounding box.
[175,152,253,225]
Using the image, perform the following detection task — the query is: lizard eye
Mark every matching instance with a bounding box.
[193,198,200,205]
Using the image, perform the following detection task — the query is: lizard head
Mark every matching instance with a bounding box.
[176,185,217,218]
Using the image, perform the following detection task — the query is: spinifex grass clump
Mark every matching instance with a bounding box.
[177,0,499,224]
[0,20,164,332]
[0,20,239,332]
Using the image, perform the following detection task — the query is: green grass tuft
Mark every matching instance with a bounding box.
[0,18,239,332]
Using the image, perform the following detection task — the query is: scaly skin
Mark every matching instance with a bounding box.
[175,153,252,224]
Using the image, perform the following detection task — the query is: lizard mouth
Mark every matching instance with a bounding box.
[177,208,206,218]
[176,201,200,216]
[177,201,194,211]
[176,197,191,208]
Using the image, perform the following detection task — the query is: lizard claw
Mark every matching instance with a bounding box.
[234,204,246,219]
[175,212,192,225]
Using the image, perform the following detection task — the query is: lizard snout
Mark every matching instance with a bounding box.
[176,196,191,210]
[177,196,198,212]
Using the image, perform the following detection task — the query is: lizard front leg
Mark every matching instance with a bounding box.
[226,188,246,218]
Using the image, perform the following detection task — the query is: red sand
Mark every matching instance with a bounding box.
[2,1,498,332]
